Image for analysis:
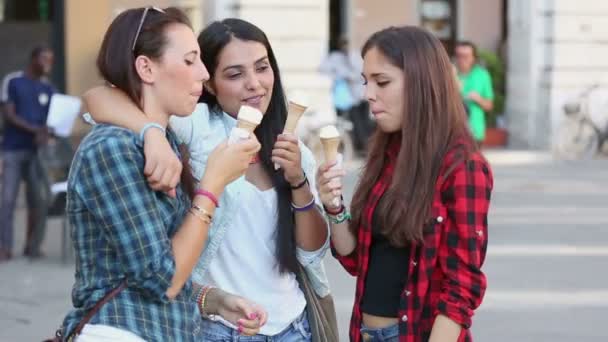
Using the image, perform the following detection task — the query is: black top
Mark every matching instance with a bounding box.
[360,196,410,317]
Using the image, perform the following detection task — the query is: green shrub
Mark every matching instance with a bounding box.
[477,49,506,128]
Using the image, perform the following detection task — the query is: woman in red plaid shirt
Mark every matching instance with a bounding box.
[317,26,493,342]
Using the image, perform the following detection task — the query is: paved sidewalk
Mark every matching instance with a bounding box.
[1,149,607,341]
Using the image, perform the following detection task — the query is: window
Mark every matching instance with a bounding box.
[1,0,54,22]
[420,0,457,54]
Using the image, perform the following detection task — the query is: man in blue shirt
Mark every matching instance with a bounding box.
[0,46,55,261]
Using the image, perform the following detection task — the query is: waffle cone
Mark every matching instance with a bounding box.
[237,120,258,133]
[321,137,341,162]
[284,102,307,133]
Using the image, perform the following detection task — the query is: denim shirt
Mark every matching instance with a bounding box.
[169,103,331,297]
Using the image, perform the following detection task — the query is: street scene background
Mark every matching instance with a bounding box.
[2,0,608,341]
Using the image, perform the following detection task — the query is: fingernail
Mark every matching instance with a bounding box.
[249,313,257,320]
[237,325,243,333]
[238,319,243,325]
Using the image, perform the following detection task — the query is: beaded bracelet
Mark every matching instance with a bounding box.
[196,285,215,315]
[291,196,316,212]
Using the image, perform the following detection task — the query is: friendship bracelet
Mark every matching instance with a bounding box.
[326,210,351,225]
[138,122,165,144]
[290,173,308,190]
[195,189,220,208]
[291,196,316,212]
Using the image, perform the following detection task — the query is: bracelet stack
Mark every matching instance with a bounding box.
[190,204,213,224]
[324,204,351,224]
[196,285,215,315]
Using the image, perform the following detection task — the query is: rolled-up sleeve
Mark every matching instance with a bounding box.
[330,242,359,276]
[77,136,177,303]
[436,157,493,328]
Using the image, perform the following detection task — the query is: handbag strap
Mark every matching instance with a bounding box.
[72,281,127,336]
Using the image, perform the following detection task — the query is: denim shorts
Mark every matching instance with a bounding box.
[360,323,399,342]
[200,310,311,342]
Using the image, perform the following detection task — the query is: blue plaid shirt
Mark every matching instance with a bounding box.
[61,125,202,341]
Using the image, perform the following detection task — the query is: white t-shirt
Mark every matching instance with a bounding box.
[205,181,307,335]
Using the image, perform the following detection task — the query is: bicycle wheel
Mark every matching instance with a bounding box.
[554,118,599,160]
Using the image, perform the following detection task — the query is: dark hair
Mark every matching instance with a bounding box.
[96,7,197,198]
[351,26,475,246]
[197,18,297,274]
[30,45,51,61]
[456,40,478,59]
[97,7,191,107]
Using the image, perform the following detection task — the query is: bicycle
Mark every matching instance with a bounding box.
[554,84,608,160]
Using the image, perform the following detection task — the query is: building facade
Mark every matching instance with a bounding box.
[3,0,604,150]
[507,0,608,149]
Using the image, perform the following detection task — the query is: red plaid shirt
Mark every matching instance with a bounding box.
[333,139,493,342]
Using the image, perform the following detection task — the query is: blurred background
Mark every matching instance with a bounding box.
[0,0,607,341]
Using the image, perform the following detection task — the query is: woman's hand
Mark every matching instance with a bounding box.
[272,134,304,186]
[207,288,268,336]
[143,127,183,197]
[200,137,261,196]
[316,160,346,209]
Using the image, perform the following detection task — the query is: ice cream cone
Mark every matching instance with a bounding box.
[319,125,341,162]
[237,119,258,133]
[284,101,307,134]
[321,137,340,163]
[229,105,263,145]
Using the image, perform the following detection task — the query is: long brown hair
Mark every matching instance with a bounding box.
[96,7,197,198]
[350,26,475,246]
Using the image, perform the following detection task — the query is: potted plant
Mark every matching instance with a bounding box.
[478,49,508,147]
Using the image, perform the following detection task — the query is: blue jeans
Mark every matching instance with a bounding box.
[200,310,311,342]
[360,323,399,342]
[0,150,50,254]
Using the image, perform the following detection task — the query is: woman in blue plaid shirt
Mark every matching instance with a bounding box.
[59,8,268,342]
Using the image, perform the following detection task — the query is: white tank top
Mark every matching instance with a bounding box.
[205,181,306,335]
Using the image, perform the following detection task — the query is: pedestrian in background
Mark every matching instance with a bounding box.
[454,41,494,145]
[317,26,494,342]
[0,45,55,261]
[320,37,374,157]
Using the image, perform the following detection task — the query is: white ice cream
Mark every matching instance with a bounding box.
[319,125,340,139]
[237,105,263,125]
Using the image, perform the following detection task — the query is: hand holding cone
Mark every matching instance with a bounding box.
[275,101,307,170]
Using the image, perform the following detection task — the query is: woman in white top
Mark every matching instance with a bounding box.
[84,18,331,341]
